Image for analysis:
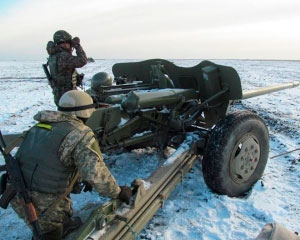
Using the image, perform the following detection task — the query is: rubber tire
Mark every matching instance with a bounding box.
[202,111,269,197]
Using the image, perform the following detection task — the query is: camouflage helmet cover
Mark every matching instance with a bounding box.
[53,30,72,44]
[58,90,95,118]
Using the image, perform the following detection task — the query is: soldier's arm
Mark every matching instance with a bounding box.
[57,45,88,70]
[74,45,88,67]
[72,131,121,198]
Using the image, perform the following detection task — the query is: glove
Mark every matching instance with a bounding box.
[118,186,132,205]
[71,37,80,48]
[83,181,93,192]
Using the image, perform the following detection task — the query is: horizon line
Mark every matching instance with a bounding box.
[1,58,300,62]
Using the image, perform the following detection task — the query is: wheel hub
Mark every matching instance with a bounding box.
[230,134,260,184]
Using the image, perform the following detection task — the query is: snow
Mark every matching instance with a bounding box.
[89,227,107,239]
[116,204,131,216]
[119,117,128,126]
[164,134,196,166]
[0,59,300,239]
[159,106,170,114]
[133,130,152,137]
[140,180,152,191]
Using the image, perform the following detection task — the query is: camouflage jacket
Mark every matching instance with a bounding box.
[32,110,121,198]
[55,45,87,76]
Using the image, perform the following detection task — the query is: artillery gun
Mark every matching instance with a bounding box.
[84,59,299,195]
[3,59,299,240]
[67,59,298,240]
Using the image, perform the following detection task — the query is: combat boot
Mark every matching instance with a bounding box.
[62,216,82,237]
[32,226,63,240]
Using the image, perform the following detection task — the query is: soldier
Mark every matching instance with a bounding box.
[10,90,132,240]
[47,30,88,106]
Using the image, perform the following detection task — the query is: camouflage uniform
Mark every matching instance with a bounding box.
[10,110,120,236]
[48,44,87,106]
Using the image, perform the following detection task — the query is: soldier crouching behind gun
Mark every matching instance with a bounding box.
[46,30,88,106]
[9,90,132,240]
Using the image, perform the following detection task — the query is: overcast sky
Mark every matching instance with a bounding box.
[0,0,300,60]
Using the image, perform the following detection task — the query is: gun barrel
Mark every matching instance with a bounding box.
[241,81,299,99]
[121,89,199,111]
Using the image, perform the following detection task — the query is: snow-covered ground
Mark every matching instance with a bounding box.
[0,59,299,239]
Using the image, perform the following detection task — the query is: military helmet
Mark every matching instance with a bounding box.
[58,90,95,119]
[53,30,72,44]
[91,72,113,91]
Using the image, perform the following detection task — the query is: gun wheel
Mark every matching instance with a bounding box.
[202,111,269,197]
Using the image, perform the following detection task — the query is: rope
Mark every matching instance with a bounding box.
[117,215,137,239]
[270,148,300,159]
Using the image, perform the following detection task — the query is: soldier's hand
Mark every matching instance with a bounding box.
[118,186,132,205]
[72,37,80,48]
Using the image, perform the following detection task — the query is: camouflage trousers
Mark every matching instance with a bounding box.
[53,87,76,106]
[10,191,72,236]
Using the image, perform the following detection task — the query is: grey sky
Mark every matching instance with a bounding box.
[0,0,299,60]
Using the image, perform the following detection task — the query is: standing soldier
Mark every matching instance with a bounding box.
[9,90,132,240]
[46,30,88,106]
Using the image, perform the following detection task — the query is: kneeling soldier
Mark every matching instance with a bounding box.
[10,90,131,239]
